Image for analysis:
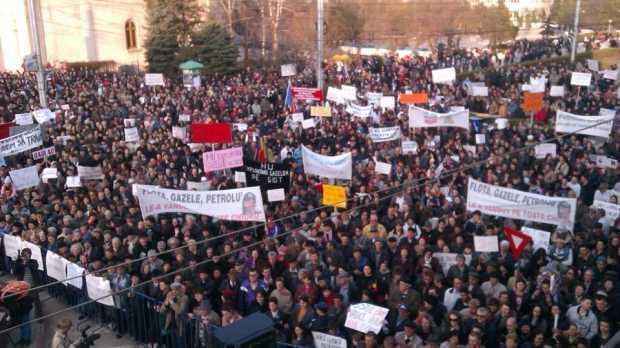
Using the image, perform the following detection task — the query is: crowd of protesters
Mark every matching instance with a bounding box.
[0,33,618,348]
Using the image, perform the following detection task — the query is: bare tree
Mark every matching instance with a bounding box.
[267,0,285,53]
[217,0,237,35]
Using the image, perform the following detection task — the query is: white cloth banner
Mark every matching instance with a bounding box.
[369,126,401,143]
[432,67,456,84]
[570,72,592,86]
[9,165,40,191]
[466,177,576,229]
[45,251,69,282]
[301,145,352,180]
[349,104,372,118]
[15,113,33,126]
[409,106,469,129]
[591,201,620,221]
[326,87,345,104]
[549,85,565,97]
[85,274,115,306]
[312,332,347,348]
[366,92,383,106]
[19,241,43,271]
[135,185,266,222]
[280,64,297,77]
[521,227,551,252]
[402,140,418,154]
[144,73,165,86]
[172,126,187,140]
[124,127,139,142]
[345,303,389,334]
[374,161,392,175]
[66,263,84,289]
[555,111,614,138]
[0,126,43,157]
[78,165,105,180]
[474,235,499,253]
[534,143,557,159]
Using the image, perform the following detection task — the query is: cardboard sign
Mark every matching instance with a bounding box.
[344,303,389,334]
[14,113,33,126]
[399,92,428,105]
[203,147,243,173]
[280,64,297,77]
[302,118,315,129]
[77,165,104,180]
[326,87,345,104]
[522,92,544,113]
[402,140,418,154]
[432,67,456,84]
[549,85,564,97]
[602,69,618,80]
[570,72,592,86]
[474,235,499,253]
[312,332,347,348]
[85,274,115,306]
[233,123,248,131]
[124,127,139,142]
[179,114,191,122]
[32,146,56,160]
[267,188,286,202]
[144,73,165,86]
[322,184,347,208]
[534,143,557,159]
[374,161,392,175]
[311,106,332,117]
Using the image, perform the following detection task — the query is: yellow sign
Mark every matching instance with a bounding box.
[322,184,346,208]
[311,106,332,117]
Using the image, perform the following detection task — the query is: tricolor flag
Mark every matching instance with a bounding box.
[285,82,296,112]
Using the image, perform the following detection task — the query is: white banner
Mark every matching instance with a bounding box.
[534,143,557,159]
[434,253,472,276]
[0,126,42,157]
[291,113,304,123]
[66,176,82,188]
[312,332,347,348]
[9,165,40,191]
[32,109,56,124]
[234,171,246,183]
[349,103,372,118]
[466,177,576,229]
[15,113,33,126]
[186,181,210,191]
[78,165,105,180]
[570,72,592,86]
[135,185,266,222]
[591,200,620,221]
[555,111,614,138]
[602,69,618,80]
[302,118,315,129]
[549,85,564,97]
[326,87,344,104]
[380,96,395,110]
[2,234,21,260]
[45,251,69,282]
[341,85,357,100]
[528,76,546,93]
[345,303,389,334]
[474,235,499,253]
[301,145,352,180]
[374,161,392,175]
[172,126,187,140]
[586,59,599,72]
[66,262,84,289]
[85,274,115,306]
[280,64,297,77]
[145,73,165,86]
[432,67,456,84]
[123,118,135,127]
[366,92,383,106]
[124,127,139,142]
[368,126,401,143]
[402,140,418,154]
[590,155,617,169]
[521,227,551,252]
[409,106,469,129]
[472,86,489,96]
[32,146,56,160]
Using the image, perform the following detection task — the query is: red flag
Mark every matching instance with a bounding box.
[0,122,15,140]
[191,123,232,144]
[504,227,532,259]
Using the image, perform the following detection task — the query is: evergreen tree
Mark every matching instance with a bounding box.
[183,24,239,75]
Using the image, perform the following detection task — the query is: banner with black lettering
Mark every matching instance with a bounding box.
[0,126,42,157]
[244,159,290,191]
[466,177,576,229]
[135,185,266,222]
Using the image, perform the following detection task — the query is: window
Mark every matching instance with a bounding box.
[125,20,137,50]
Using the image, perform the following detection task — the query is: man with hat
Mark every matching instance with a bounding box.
[387,276,421,315]
[394,319,422,347]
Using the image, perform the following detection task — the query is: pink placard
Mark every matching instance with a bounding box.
[203,147,243,173]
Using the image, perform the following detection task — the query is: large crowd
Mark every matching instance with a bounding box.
[0,34,619,348]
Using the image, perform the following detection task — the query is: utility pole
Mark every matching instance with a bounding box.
[570,0,580,63]
[317,0,324,92]
[26,0,47,108]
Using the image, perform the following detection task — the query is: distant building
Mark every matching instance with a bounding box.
[470,0,554,27]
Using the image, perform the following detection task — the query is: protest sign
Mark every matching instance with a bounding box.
[586,59,599,72]
[475,134,486,144]
[555,111,614,138]
[434,253,472,276]
[233,123,248,132]
[179,114,191,122]
[326,87,344,104]
[21,241,44,270]
[591,200,620,221]
[78,165,104,180]
[32,146,56,160]
[32,109,56,124]
[534,143,557,159]
[41,168,58,183]
[3,234,21,260]
[291,87,323,102]
[345,303,389,334]
[495,118,508,129]
[144,73,165,86]
[245,159,290,191]
[409,107,469,129]
[522,92,544,112]
[66,263,84,289]
[14,113,33,126]
[602,69,618,80]
[312,332,347,348]
[521,227,551,252]
[380,96,395,110]
[323,184,347,208]
[348,104,372,118]
[135,185,266,222]
[590,155,617,169]
[203,147,243,173]
[0,126,42,157]
[549,85,564,97]
[341,85,357,100]
[432,67,456,84]
[45,251,69,282]
[399,93,428,105]
[302,118,315,129]
[528,76,546,93]
[267,188,286,202]
[186,181,210,191]
[10,124,40,138]
[374,161,392,175]
[234,171,246,183]
[599,108,616,117]
[9,165,39,191]
[124,127,139,142]
[280,64,297,77]
[66,176,82,188]
[466,177,576,229]
[172,126,187,140]
[311,106,332,117]
[402,140,418,154]
[302,145,352,180]
[570,72,592,86]
[85,274,115,306]
[474,235,499,253]
[291,113,304,122]
[123,118,136,127]
[191,123,233,144]
[61,104,70,111]
[366,92,383,106]
[472,86,489,97]
[369,126,401,143]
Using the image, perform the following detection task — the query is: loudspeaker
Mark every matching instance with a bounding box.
[212,312,275,348]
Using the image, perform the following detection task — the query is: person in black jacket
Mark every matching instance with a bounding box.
[13,249,41,286]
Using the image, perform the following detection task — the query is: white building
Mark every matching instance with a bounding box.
[470,0,554,27]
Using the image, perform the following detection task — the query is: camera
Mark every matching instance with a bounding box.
[76,326,101,348]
